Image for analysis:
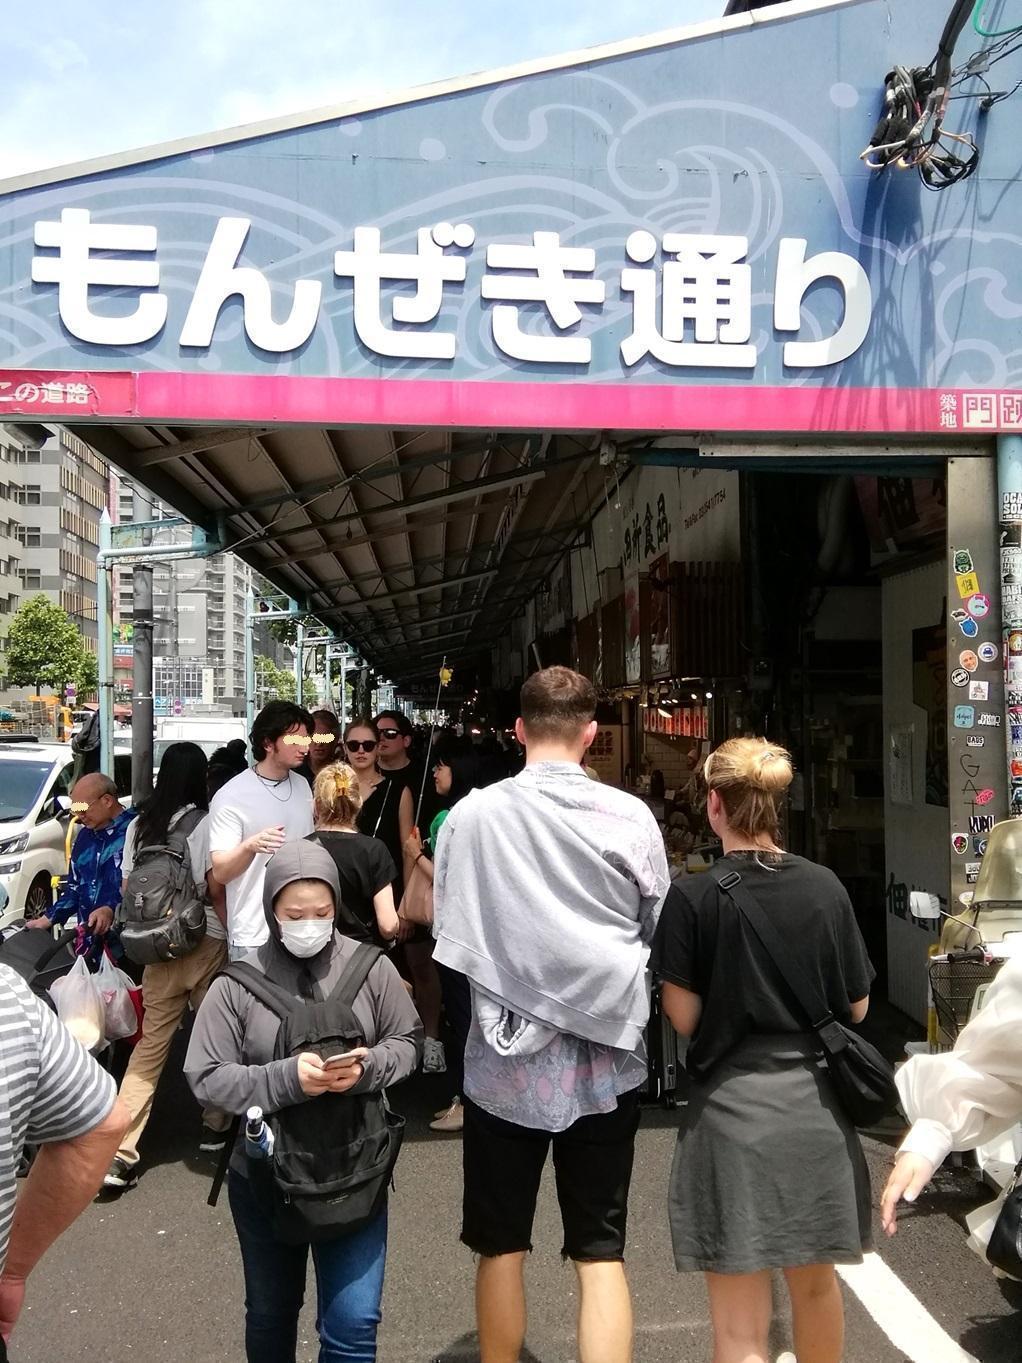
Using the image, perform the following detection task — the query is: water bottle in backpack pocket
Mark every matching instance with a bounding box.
[118,808,208,966]
[215,944,405,1245]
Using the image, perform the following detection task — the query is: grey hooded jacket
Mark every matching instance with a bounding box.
[185,840,423,1173]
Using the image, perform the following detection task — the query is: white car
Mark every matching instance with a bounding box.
[0,743,76,927]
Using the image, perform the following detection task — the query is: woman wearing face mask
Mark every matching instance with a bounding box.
[185,841,423,1363]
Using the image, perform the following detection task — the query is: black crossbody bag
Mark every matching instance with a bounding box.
[715,867,901,1130]
[987,1155,1022,1281]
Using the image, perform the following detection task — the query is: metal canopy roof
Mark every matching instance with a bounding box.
[82,422,605,683]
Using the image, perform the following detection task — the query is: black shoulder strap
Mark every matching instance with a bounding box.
[328,943,383,1011]
[715,868,833,1031]
[222,962,298,1022]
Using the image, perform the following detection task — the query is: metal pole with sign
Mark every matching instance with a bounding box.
[998,435,1022,816]
[97,510,114,779]
[245,590,256,732]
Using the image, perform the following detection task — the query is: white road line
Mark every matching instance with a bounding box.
[836,1253,979,1363]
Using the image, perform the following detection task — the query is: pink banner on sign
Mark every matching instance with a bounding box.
[0,369,135,416]
[0,368,1019,434]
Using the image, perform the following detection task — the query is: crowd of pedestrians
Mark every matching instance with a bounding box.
[2,665,1021,1363]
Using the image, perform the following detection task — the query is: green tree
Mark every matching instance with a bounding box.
[254,654,296,704]
[6,596,94,695]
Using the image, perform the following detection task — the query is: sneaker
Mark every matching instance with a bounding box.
[430,1100,464,1133]
[422,1037,447,1074]
[199,1124,229,1153]
[102,1157,138,1191]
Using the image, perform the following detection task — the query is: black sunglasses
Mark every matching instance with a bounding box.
[345,739,378,753]
[377,727,402,740]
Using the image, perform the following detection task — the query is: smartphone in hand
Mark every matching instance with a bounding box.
[322,1050,364,1070]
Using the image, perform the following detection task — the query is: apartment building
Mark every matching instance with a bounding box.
[14,427,104,649]
[0,430,27,668]
[114,478,256,710]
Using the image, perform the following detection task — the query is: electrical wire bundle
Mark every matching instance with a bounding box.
[860,0,1022,190]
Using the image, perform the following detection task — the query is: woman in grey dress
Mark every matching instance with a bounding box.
[652,738,874,1363]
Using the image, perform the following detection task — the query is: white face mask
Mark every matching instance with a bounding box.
[278,918,334,958]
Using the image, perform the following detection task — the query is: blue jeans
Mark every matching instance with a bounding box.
[228,1170,387,1363]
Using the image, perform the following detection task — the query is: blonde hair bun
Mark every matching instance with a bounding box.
[313,761,363,825]
[703,738,793,841]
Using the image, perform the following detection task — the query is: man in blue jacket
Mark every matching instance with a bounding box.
[25,772,134,961]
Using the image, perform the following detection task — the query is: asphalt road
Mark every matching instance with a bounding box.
[10,1033,1022,1363]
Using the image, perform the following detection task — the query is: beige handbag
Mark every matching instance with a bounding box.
[398,858,434,927]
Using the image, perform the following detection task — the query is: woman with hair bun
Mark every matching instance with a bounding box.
[306,761,401,947]
[651,737,875,1363]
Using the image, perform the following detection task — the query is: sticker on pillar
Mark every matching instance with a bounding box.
[978,642,999,663]
[960,650,980,673]
[953,549,975,575]
[951,669,970,687]
[956,572,980,598]
[1013,785,1022,816]
[968,735,985,747]
[951,833,969,856]
[1009,689,1022,707]
[970,815,994,833]
[1010,631,1022,657]
[975,788,995,805]
[951,608,969,624]
[969,680,989,701]
[978,712,1002,726]
[954,705,975,728]
[961,617,980,638]
[973,838,988,856]
[967,593,990,619]
[965,861,982,884]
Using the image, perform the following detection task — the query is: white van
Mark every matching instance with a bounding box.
[0,742,76,925]
[154,715,248,767]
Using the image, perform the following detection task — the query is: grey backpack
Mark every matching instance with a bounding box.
[118,809,208,965]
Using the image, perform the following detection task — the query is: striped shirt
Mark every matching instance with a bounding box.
[0,965,116,1274]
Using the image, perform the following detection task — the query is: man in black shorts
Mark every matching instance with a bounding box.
[433,667,668,1363]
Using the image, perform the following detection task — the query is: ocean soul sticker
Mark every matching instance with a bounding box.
[951,668,970,687]
[978,642,999,663]
[954,705,976,728]
[969,680,990,701]
[967,593,991,619]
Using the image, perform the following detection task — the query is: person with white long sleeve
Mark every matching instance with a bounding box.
[881,956,1022,1234]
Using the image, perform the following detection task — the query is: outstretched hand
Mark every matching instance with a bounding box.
[880,1153,935,1235]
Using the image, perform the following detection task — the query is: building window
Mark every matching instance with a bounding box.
[18,485,41,506]
[16,527,41,547]
[19,569,41,590]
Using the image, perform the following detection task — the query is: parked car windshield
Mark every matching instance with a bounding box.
[0,760,55,822]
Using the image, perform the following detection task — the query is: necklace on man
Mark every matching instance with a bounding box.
[255,767,293,803]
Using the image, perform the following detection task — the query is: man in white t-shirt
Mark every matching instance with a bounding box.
[209,701,314,960]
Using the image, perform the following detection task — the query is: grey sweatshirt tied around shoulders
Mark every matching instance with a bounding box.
[185,840,423,1172]
[432,762,669,1051]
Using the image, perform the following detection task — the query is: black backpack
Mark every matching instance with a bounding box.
[210,945,405,1245]
[118,808,208,965]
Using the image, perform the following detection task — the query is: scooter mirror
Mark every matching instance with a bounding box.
[909,891,942,921]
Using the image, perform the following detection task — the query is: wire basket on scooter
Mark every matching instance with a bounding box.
[928,953,1007,1046]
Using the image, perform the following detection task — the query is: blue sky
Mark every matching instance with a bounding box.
[1,1,725,179]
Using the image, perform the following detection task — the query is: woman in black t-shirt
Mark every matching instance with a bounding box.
[307,761,400,947]
[651,737,874,1363]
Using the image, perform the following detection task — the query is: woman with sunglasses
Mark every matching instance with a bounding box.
[343,720,414,931]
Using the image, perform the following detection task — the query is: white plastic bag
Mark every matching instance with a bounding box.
[95,953,139,1041]
[49,956,105,1051]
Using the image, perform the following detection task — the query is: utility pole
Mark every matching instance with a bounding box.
[131,488,154,804]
